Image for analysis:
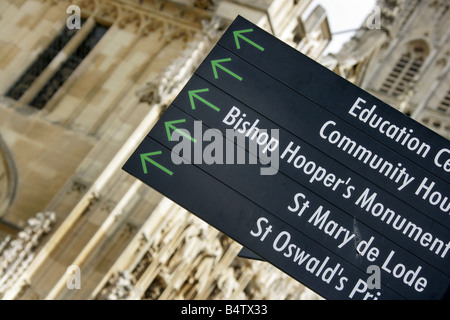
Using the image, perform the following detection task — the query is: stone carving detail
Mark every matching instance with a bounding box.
[97,1,120,23]
[75,0,97,15]
[97,204,319,300]
[194,0,215,10]
[0,212,56,298]
[104,270,135,299]
[117,10,142,31]
[137,16,223,105]
[140,18,165,37]
[42,0,210,35]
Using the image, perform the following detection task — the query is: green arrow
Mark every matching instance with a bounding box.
[233,29,264,51]
[211,58,243,81]
[164,119,197,143]
[188,88,220,112]
[140,151,173,176]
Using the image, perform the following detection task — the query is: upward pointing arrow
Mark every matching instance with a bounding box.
[140,151,173,176]
[211,58,243,81]
[233,29,264,51]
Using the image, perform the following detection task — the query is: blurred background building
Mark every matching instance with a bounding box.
[0,0,448,300]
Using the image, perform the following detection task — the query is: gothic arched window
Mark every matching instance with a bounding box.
[5,19,108,110]
[5,26,80,102]
[380,40,429,97]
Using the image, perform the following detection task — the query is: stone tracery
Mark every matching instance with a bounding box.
[0,211,56,298]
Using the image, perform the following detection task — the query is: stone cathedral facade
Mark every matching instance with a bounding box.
[0,0,447,300]
[323,0,450,140]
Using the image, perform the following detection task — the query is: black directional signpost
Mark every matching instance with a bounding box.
[123,16,450,300]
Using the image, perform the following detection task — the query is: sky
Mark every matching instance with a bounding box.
[307,0,378,54]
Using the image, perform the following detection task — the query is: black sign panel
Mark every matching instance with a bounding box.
[217,17,450,183]
[123,16,450,300]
